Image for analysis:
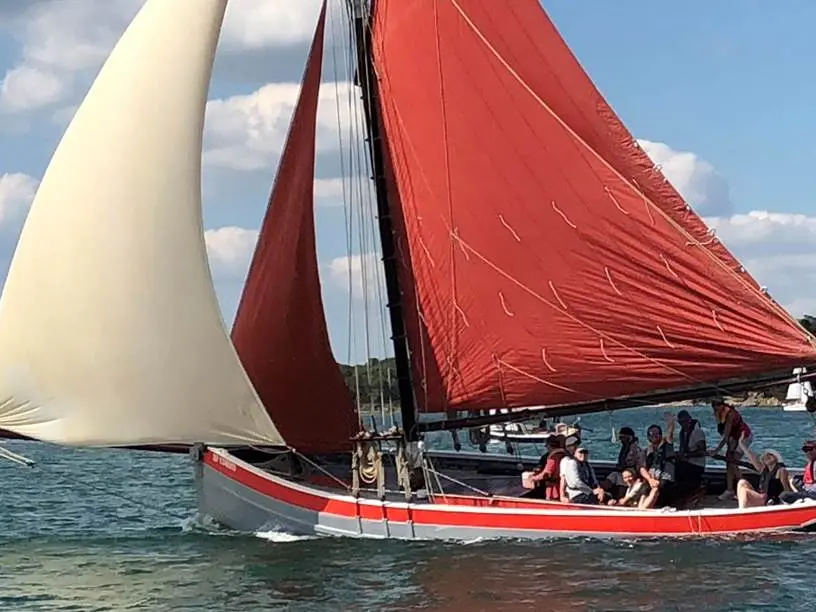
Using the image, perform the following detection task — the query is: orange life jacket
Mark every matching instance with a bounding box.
[804,461,815,486]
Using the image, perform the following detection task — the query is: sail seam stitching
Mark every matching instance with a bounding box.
[446,0,805,337]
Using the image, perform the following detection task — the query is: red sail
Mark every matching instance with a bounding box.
[370,0,816,413]
[231,1,357,453]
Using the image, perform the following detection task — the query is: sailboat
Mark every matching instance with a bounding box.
[784,368,814,412]
[2,0,816,539]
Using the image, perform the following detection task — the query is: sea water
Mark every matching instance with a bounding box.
[1,406,814,611]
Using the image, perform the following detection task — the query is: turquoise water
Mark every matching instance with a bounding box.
[1,406,814,611]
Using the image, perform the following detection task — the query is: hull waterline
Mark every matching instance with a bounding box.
[783,403,807,412]
[194,448,816,540]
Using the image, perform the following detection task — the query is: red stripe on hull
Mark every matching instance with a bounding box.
[203,450,816,537]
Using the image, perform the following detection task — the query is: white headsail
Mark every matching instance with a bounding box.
[0,0,283,447]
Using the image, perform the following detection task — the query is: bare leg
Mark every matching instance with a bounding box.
[736,479,767,509]
[639,486,660,509]
[727,463,736,493]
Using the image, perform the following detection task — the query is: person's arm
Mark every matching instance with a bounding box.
[665,413,676,444]
[711,414,732,455]
[619,481,644,506]
[588,465,605,501]
[778,467,794,492]
[538,457,558,482]
[640,465,658,488]
[687,430,707,458]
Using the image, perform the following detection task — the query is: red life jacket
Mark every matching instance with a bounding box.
[804,461,815,486]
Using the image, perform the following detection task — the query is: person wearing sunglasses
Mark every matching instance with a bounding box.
[639,423,677,509]
[779,440,816,504]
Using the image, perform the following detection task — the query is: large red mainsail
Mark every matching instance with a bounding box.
[370,0,816,413]
[231,1,356,453]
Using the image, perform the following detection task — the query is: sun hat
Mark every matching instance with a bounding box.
[761,449,783,464]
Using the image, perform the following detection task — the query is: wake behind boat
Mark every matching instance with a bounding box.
[1,0,816,541]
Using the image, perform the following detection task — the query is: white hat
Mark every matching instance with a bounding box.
[762,449,784,464]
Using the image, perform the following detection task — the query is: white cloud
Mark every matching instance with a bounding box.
[314,178,346,203]
[0,173,38,224]
[221,0,324,50]
[638,139,816,316]
[0,0,330,114]
[704,213,816,316]
[638,139,733,217]
[314,176,374,207]
[326,253,386,301]
[204,81,357,171]
[0,0,142,112]
[0,66,65,112]
[204,226,258,281]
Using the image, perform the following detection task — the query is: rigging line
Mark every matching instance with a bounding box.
[0,444,35,467]
[333,5,365,429]
[362,125,393,425]
[356,1,400,423]
[330,4,354,367]
[446,0,807,338]
[353,3,393,420]
[257,445,352,490]
[348,31,377,418]
[339,4,368,422]
[425,464,492,498]
[17,454,192,523]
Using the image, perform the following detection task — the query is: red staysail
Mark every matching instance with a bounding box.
[232,1,356,453]
[370,0,816,413]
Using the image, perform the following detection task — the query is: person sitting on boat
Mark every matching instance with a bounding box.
[667,410,707,498]
[734,440,791,508]
[639,424,676,509]
[607,468,648,508]
[779,439,816,504]
[709,398,752,502]
[601,426,645,499]
[559,437,605,504]
[528,435,566,500]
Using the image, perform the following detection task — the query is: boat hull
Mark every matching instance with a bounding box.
[783,403,807,412]
[195,448,816,540]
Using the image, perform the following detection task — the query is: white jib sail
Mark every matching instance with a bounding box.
[0,0,284,447]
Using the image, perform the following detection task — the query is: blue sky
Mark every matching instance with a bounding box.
[1,0,815,364]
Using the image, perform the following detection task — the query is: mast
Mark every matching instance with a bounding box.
[350,0,418,440]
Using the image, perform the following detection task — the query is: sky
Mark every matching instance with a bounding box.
[1,0,815,364]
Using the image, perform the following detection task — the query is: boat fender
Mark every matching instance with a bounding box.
[806,395,816,413]
[190,443,207,462]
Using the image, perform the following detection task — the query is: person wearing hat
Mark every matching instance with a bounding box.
[779,440,816,504]
[559,436,605,504]
[735,439,792,508]
[601,426,645,500]
[528,435,566,500]
[668,410,707,497]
